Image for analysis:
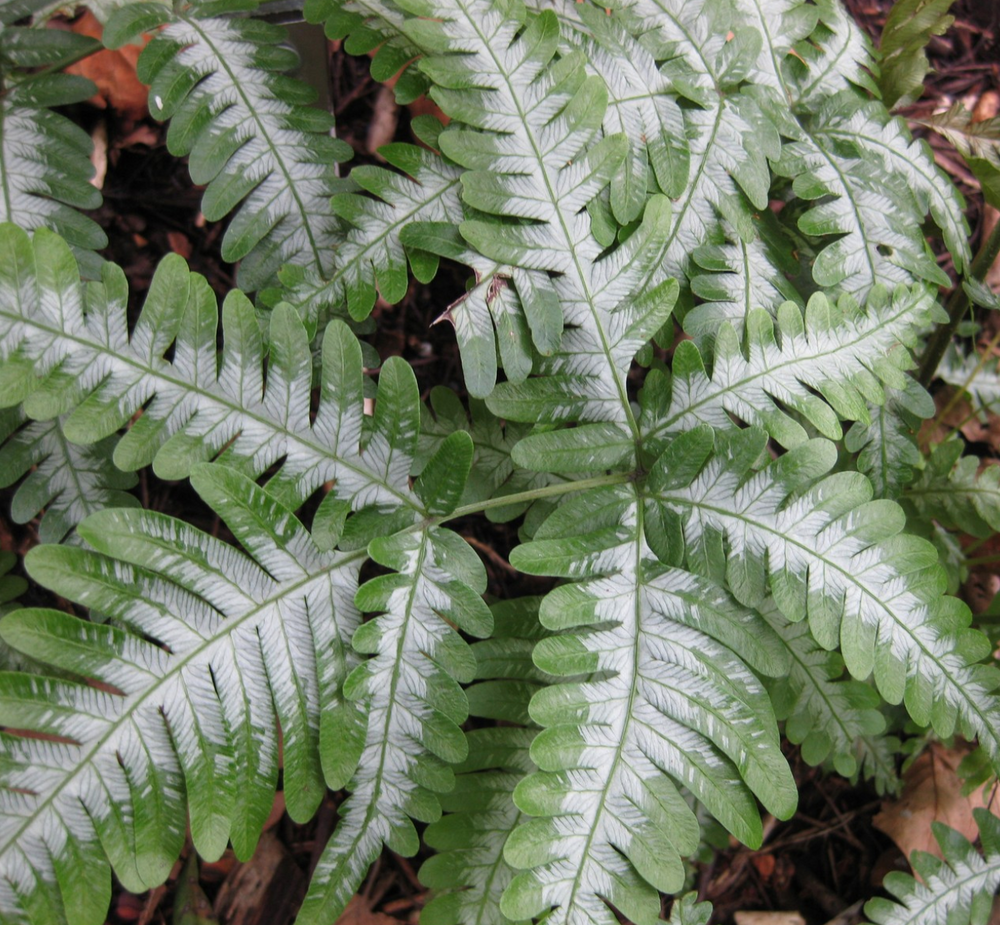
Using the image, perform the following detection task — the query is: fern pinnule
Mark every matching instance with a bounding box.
[0,409,139,544]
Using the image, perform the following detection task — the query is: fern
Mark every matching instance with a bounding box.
[0,408,138,543]
[865,808,1000,925]
[0,470,367,922]
[762,601,900,793]
[0,70,106,277]
[105,0,355,292]
[644,427,1000,763]
[1,0,999,923]
[506,484,794,924]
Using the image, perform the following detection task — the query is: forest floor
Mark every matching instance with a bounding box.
[1,1,999,924]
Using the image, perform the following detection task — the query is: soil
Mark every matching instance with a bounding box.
[1,2,999,924]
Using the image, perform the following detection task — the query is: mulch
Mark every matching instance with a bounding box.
[0,2,998,923]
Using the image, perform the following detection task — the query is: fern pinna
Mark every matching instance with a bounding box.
[0,0,999,923]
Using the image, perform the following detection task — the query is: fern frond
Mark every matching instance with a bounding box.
[762,603,900,794]
[683,212,804,338]
[106,0,353,291]
[303,0,428,103]
[420,597,545,925]
[399,221,536,399]
[845,381,930,498]
[486,199,677,469]
[877,0,955,111]
[284,132,463,329]
[917,102,1000,170]
[502,483,795,925]
[904,439,1000,539]
[788,0,880,105]
[298,523,492,924]
[0,552,26,618]
[542,0,690,223]
[421,727,535,925]
[810,98,970,275]
[418,386,558,523]
[0,73,107,278]
[777,96,951,296]
[727,0,819,99]
[607,1,783,294]
[936,343,1000,421]
[0,408,138,543]
[641,285,942,455]
[0,225,416,510]
[0,466,366,925]
[643,427,1000,768]
[865,808,1000,925]
[668,893,714,925]
[403,1,646,406]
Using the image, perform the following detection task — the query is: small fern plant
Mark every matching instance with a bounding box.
[1,0,1000,922]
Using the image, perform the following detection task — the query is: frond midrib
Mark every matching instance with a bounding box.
[633,101,725,294]
[560,494,643,918]
[179,10,326,274]
[778,623,894,780]
[644,289,922,442]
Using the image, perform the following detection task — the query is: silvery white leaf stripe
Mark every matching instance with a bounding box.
[298,526,493,925]
[395,0,664,443]
[641,284,943,453]
[281,137,465,329]
[0,409,138,544]
[141,10,350,291]
[864,809,1000,925]
[0,81,107,279]
[760,602,899,794]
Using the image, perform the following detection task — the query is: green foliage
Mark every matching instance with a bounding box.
[865,808,1000,925]
[0,0,999,923]
[878,0,955,111]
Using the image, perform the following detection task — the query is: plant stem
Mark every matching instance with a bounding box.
[918,219,1000,387]
[930,326,1000,435]
[446,472,632,522]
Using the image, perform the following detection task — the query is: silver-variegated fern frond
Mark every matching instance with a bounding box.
[1,0,1000,922]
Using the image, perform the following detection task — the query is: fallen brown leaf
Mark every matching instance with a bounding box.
[63,11,150,122]
[335,895,400,925]
[734,912,805,925]
[873,741,990,865]
[213,831,305,925]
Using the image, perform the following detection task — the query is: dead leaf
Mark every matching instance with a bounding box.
[873,741,990,865]
[62,11,150,122]
[213,830,305,925]
[335,895,400,925]
[366,84,399,159]
[167,231,192,259]
[734,912,805,925]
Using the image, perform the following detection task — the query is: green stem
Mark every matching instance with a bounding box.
[446,472,632,522]
[918,219,1000,387]
[964,553,1000,568]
